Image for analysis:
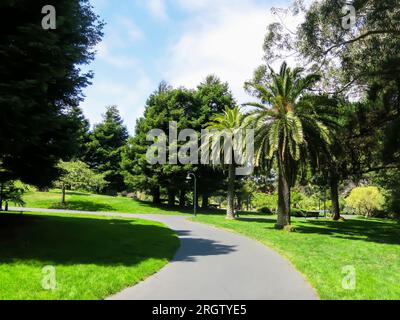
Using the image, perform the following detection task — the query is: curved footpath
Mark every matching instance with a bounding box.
[10,207,318,300]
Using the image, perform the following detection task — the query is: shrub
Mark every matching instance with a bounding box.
[291,208,305,217]
[345,186,385,217]
[291,190,320,211]
[119,191,128,197]
[253,193,277,211]
[0,181,25,210]
[258,207,273,215]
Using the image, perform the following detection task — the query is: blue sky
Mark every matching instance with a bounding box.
[80,0,296,133]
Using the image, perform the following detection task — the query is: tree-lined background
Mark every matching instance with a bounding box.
[1,0,399,229]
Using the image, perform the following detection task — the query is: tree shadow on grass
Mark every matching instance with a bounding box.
[64,191,91,196]
[0,214,178,266]
[124,200,192,214]
[45,190,91,197]
[236,217,276,224]
[0,214,237,266]
[296,219,400,245]
[133,199,263,216]
[234,216,400,246]
[49,201,114,212]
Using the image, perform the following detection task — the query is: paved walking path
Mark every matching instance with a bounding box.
[10,207,318,300]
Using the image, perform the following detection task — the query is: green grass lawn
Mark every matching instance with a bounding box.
[22,190,191,215]
[16,190,400,300]
[0,212,179,300]
[193,215,400,300]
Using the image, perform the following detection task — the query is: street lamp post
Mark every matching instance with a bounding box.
[186,172,197,217]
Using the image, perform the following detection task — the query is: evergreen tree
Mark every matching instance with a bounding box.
[85,106,129,194]
[122,78,236,207]
[0,0,104,187]
[121,84,197,204]
[195,76,237,207]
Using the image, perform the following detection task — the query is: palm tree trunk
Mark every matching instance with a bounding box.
[226,164,236,219]
[276,162,291,229]
[330,171,341,221]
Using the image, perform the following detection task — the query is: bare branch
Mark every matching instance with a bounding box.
[323,29,400,55]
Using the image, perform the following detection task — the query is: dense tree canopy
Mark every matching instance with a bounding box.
[0,0,104,187]
[122,84,196,204]
[2,0,399,222]
[257,0,400,218]
[122,78,235,206]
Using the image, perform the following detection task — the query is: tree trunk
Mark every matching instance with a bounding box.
[0,182,3,211]
[61,184,66,206]
[5,201,8,211]
[276,162,291,229]
[330,172,341,221]
[226,164,236,219]
[168,189,175,206]
[202,194,209,209]
[152,186,161,204]
[179,190,186,207]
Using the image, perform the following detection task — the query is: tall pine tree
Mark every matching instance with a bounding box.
[85,106,129,194]
[0,0,104,187]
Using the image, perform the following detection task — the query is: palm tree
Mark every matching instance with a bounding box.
[244,62,337,229]
[204,106,246,219]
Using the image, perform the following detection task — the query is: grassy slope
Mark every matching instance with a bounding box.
[22,190,190,215]
[193,215,400,300]
[0,212,179,300]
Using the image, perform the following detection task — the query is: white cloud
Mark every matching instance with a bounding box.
[146,0,168,21]
[120,18,144,41]
[94,17,144,68]
[82,17,151,131]
[96,43,138,68]
[81,73,153,131]
[81,0,308,134]
[103,16,145,48]
[164,0,306,104]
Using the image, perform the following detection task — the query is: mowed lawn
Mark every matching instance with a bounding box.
[22,190,189,215]
[193,215,400,300]
[0,212,179,300]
